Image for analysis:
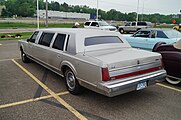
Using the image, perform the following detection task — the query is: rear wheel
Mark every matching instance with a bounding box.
[64,68,83,95]
[166,77,181,85]
[21,50,30,63]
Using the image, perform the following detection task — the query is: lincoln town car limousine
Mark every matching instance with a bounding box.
[18,28,166,97]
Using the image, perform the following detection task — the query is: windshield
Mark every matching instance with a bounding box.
[99,21,109,26]
[164,30,181,38]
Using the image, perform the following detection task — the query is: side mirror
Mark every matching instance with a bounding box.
[96,24,99,27]
[27,38,31,42]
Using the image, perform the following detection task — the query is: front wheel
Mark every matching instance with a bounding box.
[166,77,181,85]
[21,51,30,63]
[64,68,83,95]
[119,29,124,34]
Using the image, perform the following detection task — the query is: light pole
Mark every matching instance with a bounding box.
[45,0,48,28]
[96,0,98,20]
[136,0,139,26]
[37,0,39,29]
[141,0,145,21]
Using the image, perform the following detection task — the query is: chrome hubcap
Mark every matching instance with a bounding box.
[22,52,25,61]
[66,71,75,90]
[166,77,181,85]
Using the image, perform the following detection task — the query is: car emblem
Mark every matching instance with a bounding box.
[110,65,116,69]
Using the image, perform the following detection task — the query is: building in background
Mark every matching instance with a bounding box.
[37,10,90,20]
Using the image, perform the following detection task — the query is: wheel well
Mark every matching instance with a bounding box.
[61,65,70,75]
[137,28,141,31]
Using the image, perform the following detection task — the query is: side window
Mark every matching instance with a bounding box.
[156,31,168,38]
[138,22,147,26]
[85,22,91,26]
[125,23,131,26]
[29,31,39,43]
[52,34,66,50]
[133,31,150,38]
[91,22,99,27]
[132,22,136,26]
[38,33,54,47]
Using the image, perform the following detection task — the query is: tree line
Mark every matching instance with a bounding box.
[0,0,180,24]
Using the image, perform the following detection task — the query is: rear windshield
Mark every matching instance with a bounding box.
[85,36,123,46]
[163,30,181,38]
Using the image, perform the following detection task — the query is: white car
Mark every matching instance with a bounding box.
[84,20,117,31]
[18,28,166,97]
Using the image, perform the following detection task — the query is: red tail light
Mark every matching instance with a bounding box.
[110,66,162,80]
[102,67,110,81]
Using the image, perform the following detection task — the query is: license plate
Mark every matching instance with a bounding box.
[136,81,147,90]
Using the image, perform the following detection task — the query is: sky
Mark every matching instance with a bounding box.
[48,0,181,15]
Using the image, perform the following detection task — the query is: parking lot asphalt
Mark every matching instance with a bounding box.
[0,40,181,120]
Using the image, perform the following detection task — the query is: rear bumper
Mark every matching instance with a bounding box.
[97,70,166,97]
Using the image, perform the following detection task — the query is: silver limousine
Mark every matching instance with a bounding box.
[18,28,166,97]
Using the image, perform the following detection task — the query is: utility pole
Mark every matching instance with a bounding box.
[45,0,48,28]
[96,0,98,20]
[37,0,39,29]
[136,0,139,26]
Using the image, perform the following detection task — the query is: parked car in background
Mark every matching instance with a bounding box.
[18,28,166,97]
[118,21,152,34]
[173,23,181,31]
[123,28,181,51]
[84,20,117,31]
[153,40,181,85]
[109,21,119,29]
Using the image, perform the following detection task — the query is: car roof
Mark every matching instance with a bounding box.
[140,28,172,31]
[37,28,118,36]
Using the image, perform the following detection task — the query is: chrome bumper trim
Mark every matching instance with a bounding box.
[98,70,166,97]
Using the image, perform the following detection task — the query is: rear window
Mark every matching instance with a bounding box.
[85,36,123,46]
[137,22,147,26]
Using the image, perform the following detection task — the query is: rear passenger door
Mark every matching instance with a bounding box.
[33,32,55,64]
[47,33,68,71]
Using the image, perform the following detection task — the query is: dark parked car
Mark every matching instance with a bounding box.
[153,40,181,85]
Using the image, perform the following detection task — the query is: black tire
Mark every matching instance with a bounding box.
[152,42,166,52]
[64,68,83,95]
[119,28,124,34]
[21,50,30,63]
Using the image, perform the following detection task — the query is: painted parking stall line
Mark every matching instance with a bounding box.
[156,83,181,92]
[11,59,88,120]
[0,58,20,62]
[0,91,69,109]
